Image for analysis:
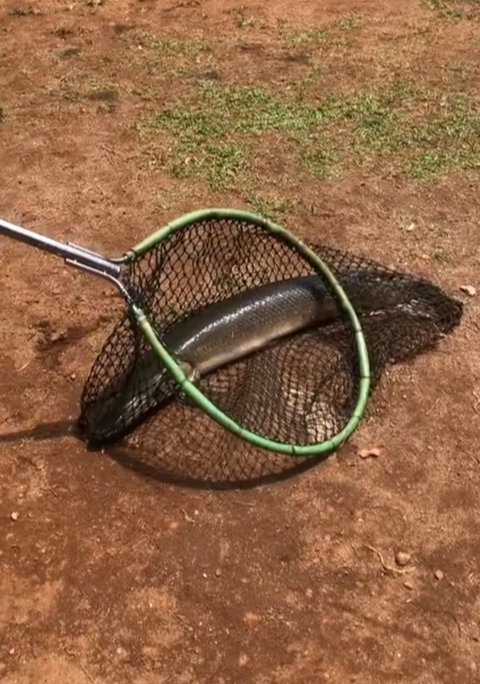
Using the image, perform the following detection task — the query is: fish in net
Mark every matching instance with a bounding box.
[75,217,463,484]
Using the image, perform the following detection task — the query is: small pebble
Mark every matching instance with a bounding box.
[395,551,411,567]
[9,649,15,655]
[243,612,261,627]
[305,588,313,599]
[50,330,67,343]
[10,512,19,521]
[358,447,383,459]
[215,568,221,577]
[403,579,414,590]
[406,222,416,232]
[460,285,476,297]
[434,569,444,581]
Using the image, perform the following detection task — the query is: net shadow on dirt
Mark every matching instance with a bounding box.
[0,420,75,444]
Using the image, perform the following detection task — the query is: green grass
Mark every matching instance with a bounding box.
[168,141,246,190]
[59,47,81,59]
[134,32,207,56]
[9,6,39,16]
[86,82,119,102]
[421,0,480,19]
[234,7,258,28]
[284,14,362,48]
[335,15,363,32]
[244,193,296,223]
[150,80,480,189]
[59,79,119,104]
[286,27,342,48]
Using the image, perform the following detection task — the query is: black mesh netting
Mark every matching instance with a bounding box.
[76,216,463,486]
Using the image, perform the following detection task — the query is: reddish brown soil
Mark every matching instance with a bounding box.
[1,1,479,683]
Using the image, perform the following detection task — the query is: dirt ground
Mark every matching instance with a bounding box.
[1,1,480,682]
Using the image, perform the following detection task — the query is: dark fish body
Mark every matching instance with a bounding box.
[164,276,342,376]
[98,271,446,434]
[159,270,439,376]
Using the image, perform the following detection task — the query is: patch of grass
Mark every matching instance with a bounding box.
[149,80,480,188]
[86,82,119,102]
[421,0,480,20]
[168,141,246,190]
[154,86,323,139]
[9,6,40,16]
[62,87,82,102]
[284,14,362,48]
[53,27,77,39]
[134,32,206,56]
[285,26,343,49]
[234,6,257,28]
[58,79,119,106]
[432,247,452,263]
[303,147,339,180]
[335,14,363,32]
[245,192,295,223]
[405,94,480,177]
[59,46,81,59]
[152,85,313,188]
[130,87,154,102]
